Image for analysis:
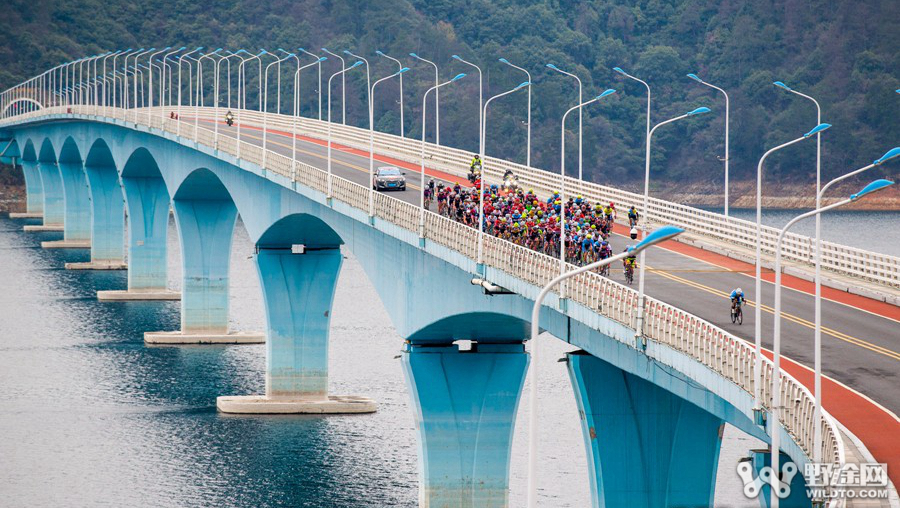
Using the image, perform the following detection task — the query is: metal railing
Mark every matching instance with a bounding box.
[190,107,899,290]
[0,104,846,503]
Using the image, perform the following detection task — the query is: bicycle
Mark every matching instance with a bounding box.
[731,300,743,325]
[599,262,610,277]
[624,263,634,285]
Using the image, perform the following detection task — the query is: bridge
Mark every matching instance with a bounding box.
[1,58,898,508]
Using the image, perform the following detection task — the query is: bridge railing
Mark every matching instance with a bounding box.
[191,107,899,290]
[0,105,846,502]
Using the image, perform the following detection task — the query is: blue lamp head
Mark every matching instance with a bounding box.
[178,46,187,51]
[546,63,559,70]
[343,50,352,55]
[804,123,831,138]
[398,67,411,74]
[163,46,172,51]
[598,88,616,99]
[376,50,384,56]
[350,60,364,69]
[630,225,685,252]
[451,73,466,82]
[213,48,223,53]
[195,47,204,51]
[298,47,306,52]
[896,89,900,94]
[515,81,531,90]
[773,81,792,91]
[499,58,509,64]
[259,49,268,55]
[287,53,297,58]
[688,106,711,116]
[687,73,703,83]
[409,53,419,58]
[452,54,461,60]
[851,179,894,201]
[318,56,327,63]
[874,147,900,165]
[613,66,626,75]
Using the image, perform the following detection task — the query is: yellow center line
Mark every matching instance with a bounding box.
[646,265,900,362]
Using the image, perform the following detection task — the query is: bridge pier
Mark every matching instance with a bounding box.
[42,159,92,249]
[69,162,128,270]
[145,181,261,344]
[9,157,44,218]
[23,160,64,232]
[566,351,724,508]
[217,247,374,413]
[401,342,528,508]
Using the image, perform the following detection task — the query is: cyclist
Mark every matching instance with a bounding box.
[730,288,745,311]
[470,154,482,171]
[428,178,435,195]
[623,247,637,282]
[604,202,617,222]
[424,186,433,210]
[628,206,640,227]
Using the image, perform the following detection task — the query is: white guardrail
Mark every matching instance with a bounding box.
[186,107,898,291]
[1,105,846,504]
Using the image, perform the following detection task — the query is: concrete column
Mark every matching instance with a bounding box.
[401,342,528,508]
[20,159,44,216]
[82,165,126,264]
[144,197,261,343]
[122,175,170,287]
[24,160,64,231]
[566,352,725,508]
[217,247,374,413]
[176,198,237,335]
[744,450,812,508]
[45,160,92,248]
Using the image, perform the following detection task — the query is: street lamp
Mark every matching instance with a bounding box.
[376,50,405,137]
[634,106,711,344]
[452,54,483,149]
[769,178,894,508]
[410,53,441,145]
[321,48,346,124]
[344,50,372,128]
[477,81,531,268]
[196,49,223,138]
[527,225,686,508]
[687,73,730,216]
[236,50,266,157]
[298,48,323,120]
[499,57,532,167]
[369,67,410,218]
[807,147,900,464]
[292,57,327,181]
[547,63,584,180]
[559,90,617,297]
[327,61,365,199]
[147,47,171,124]
[263,52,296,167]
[751,122,831,415]
[420,73,466,237]
[613,66,651,185]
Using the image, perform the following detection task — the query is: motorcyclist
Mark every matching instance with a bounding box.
[225,110,234,126]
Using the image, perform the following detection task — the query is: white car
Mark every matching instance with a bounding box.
[373,166,407,191]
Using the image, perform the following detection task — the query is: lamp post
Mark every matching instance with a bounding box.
[477,81,531,268]
[547,63,584,180]
[298,48,323,120]
[376,50,405,137]
[327,61,365,199]
[751,123,832,414]
[344,50,372,128]
[369,67,410,218]
[236,50,266,157]
[292,57,327,181]
[807,147,900,463]
[687,73,730,216]
[410,53,441,145]
[769,178,894,508]
[527,225,686,508]
[499,57,532,167]
[147,47,171,124]
[613,66,651,187]
[420,73,466,236]
[321,48,346,124]
[196,49,222,138]
[558,90,617,297]
[159,47,185,120]
[452,54,483,149]
[263,52,296,166]
[635,106,712,344]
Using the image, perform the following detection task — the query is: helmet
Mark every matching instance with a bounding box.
[737,288,742,294]
[601,241,608,246]
[609,202,614,206]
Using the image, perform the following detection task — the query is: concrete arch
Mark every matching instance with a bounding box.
[35,138,64,227]
[256,213,343,249]
[78,138,126,265]
[21,138,37,162]
[407,312,530,344]
[54,137,92,244]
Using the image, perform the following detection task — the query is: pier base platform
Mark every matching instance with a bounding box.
[216,395,376,414]
[41,239,91,249]
[144,330,265,344]
[98,289,180,301]
[66,261,128,270]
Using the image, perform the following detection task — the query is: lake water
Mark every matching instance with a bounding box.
[0,213,769,507]
[701,207,900,257]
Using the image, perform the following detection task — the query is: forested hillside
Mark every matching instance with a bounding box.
[1,0,898,191]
